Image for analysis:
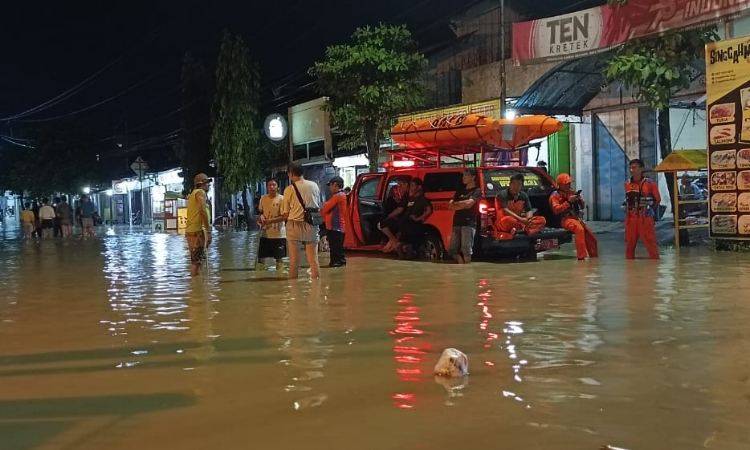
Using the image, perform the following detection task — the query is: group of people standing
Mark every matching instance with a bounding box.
[185,162,350,279]
[185,158,663,278]
[446,159,661,264]
[19,195,98,240]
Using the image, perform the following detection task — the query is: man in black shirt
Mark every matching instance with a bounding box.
[396,177,432,255]
[448,168,481,263]
[380,176,411,252]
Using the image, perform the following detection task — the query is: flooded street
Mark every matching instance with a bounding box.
[1,227,749,450]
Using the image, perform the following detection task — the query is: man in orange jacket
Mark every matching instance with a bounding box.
[549,173,598,260]
[495,173,546,236]
[624,158,660,259]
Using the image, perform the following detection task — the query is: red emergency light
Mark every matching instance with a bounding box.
[381,160,416,169]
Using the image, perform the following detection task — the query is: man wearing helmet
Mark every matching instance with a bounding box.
[549,173,598,261]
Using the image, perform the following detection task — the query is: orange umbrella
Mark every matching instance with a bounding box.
[390,114,563,149]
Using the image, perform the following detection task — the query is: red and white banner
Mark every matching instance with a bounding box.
[512,0,750,65]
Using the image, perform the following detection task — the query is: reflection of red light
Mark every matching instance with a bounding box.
[392,327,425,335]
[394,315,419,321]
[397,404,414,409]
[485,361,495,366]
[394,346,425,354]
[395,336,414,344]
[479,322,488,330]
[392,393,415,400]
[487,332,499,340]
[396,368,422,375]
[482,306,492,318]
[394,356,421,363]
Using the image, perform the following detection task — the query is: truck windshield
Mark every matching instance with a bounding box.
[483,169,550,196]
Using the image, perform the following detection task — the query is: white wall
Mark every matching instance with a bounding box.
[670,108,706,150]
[572,121,596,219]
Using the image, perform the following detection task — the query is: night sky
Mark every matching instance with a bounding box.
[1,0,604,158]
[0,1,478,139]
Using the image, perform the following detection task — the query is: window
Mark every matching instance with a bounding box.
[423,172,463,193]
[483,169,549,195]
[358,176,381,199]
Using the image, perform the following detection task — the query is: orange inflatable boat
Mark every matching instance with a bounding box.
[390,114,563,149]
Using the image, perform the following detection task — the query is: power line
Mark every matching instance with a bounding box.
[1,0,202,122]
[0,136,35,149]
[15,59,181,123]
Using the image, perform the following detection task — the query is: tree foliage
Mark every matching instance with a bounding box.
[604,17,719,111]
[2,122,99,197]
[309,23,428,172]
[211,29,262,194]
[604,0,720,208]
[177,52,213,195]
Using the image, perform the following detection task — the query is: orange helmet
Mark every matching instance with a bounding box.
[556,173,573,185]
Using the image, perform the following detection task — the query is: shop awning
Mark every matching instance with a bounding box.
[513,52,613,116]
[653,150,707,172]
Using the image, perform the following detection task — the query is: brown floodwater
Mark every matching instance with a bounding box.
[0,227,749,450]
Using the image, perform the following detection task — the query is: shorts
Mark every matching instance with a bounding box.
[22,223,34,234]
[81,218,94,228]
[41,219,54,229]
[449,226,476,257]
[186,231,206,265]
[259,237,287,260]
[60,218,73,226]
[286,220,319,247]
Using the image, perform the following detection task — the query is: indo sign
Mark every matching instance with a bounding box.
[513,0,750,65]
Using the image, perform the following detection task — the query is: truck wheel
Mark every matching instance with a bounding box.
[420,232,444,261]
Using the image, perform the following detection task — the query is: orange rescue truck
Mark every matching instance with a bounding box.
[343,114,574,260]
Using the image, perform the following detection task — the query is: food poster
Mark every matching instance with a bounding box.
[705,36,750,238]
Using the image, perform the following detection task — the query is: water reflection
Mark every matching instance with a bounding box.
[0,230,750,449]
[390,293,424,409]
[274,280,332,411]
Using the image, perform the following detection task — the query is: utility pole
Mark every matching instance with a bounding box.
[500,0,507,118]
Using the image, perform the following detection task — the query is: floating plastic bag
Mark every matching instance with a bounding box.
[433,348,469,378]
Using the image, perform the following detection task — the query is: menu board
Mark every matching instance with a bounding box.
[705,36,750,238]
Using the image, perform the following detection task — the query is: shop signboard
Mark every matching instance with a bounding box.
[706,35,750,239]
[513,0,750,65]
[177,207,188,233]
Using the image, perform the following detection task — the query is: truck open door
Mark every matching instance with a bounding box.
[345,173,386,249]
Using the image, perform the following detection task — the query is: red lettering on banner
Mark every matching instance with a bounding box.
[512,0,750,65]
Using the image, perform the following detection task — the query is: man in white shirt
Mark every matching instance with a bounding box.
[281,162,321,279]
[38,198,56,239]
[257,178,287,272]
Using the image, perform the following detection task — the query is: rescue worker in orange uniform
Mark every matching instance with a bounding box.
[549,173,598,260]
[624,158,661,259]
[495,173,546,236]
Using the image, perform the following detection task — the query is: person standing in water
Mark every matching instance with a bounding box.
[257,178,287,272]
[186,173,213,277]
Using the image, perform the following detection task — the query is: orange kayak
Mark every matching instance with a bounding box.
[390,114,563,149]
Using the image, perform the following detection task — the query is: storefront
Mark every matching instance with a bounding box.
[109,168,206,230]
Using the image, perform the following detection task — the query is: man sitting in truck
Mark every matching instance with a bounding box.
[379,176,411,252]
[495,173,546,236]
[396,177,433,257]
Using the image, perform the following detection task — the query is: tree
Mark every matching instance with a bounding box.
[8,121,99,197]
[604,0,719,204]
[211,29,262,224]
[177,52,213,195]
[309,24,428,172]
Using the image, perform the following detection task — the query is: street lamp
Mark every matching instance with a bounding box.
[83,187,91,194]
